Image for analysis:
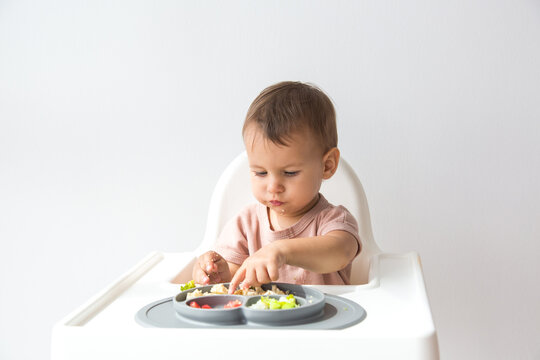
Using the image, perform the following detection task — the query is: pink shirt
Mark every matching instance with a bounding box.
[213,194,361,285]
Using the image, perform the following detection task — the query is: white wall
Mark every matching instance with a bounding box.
[1,1,539,359]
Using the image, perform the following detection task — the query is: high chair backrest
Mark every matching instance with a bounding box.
[198,152,380,284]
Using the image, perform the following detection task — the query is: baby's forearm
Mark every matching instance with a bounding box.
[275,231,358,274]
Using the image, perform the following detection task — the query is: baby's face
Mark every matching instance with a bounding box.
[244,125,326,221]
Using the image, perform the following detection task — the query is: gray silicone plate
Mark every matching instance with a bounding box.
[136,283,366,330]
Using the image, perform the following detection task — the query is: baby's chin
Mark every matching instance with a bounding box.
[269,205,307,218]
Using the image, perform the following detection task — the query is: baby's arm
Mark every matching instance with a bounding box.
[228,230,358,293]
[192,251,240,285]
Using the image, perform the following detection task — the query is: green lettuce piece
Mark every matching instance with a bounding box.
[260,296,275,309]
[282,294,296,304]
[180,280,196,291]
[281,303,296,309]
[259,295,298,309]
[280,294,298,308]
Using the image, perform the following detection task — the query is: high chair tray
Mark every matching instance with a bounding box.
[52,251,439,360]
[136,294,366,329]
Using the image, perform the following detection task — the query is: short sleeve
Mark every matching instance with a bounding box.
[212,204,260,265]
[317,205,362,256]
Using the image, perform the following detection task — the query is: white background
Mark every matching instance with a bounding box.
[1,1,539,359]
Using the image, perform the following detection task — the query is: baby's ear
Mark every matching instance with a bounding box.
[322,148,340,179]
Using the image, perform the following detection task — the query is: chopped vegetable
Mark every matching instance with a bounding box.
[181,280,196,291]
[249,294,299,310]
[189,301,200,308]
[223,300,242,309]
[189,301,212,309]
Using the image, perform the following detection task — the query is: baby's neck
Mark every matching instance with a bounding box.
[267,194,320,231]
[267,208,302,231]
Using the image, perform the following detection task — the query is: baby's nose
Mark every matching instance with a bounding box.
[267,177,284,193]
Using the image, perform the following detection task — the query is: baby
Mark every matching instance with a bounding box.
[192,81,361,293]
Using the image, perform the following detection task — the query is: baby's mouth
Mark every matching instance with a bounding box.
[269,200,283,207]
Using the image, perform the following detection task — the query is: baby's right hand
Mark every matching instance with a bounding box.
[192,251,232,285]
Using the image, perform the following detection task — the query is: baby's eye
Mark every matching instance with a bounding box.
[284,171,299,177]
[254,171,267,177]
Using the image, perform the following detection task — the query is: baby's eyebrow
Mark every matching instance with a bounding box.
[249,163,303,170]
[279,161,304,168]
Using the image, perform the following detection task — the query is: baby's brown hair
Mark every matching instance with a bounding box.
[243,81,337,153]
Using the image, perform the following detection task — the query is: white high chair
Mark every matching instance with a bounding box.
[51,152,440,360]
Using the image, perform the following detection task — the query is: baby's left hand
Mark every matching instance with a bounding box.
[193,250,231,285]
[228,243,285,294]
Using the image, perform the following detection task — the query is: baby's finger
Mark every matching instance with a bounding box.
[205,261,218,274]
[256,267,272,285]
[200,251,221,273]
[213,257,230,273]
[228,266,246,294]
[206,250,223,262]
[267,264,279,282]
[192,263,211,285]
[208,272,222,284]
[242,267,259,289]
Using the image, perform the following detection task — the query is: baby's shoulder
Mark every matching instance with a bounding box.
[315,201,356,224]
[233,203,261,225]
[224,203,261,237]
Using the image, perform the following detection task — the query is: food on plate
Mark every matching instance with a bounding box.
[184,282,287,300]
[187,300,240,310]
[180,280,196,291]
[232,284,286,296]
[223,300,243,309]
[189,301,212,309]
[189,301,201,308]
[249,294,299,310]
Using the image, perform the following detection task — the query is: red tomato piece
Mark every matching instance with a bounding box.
[201,304,212,309]
[224,300,242,309]
[189,301,200,308]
